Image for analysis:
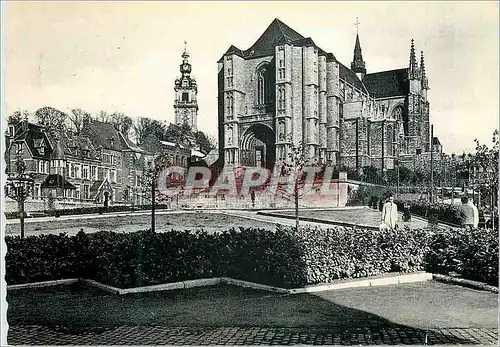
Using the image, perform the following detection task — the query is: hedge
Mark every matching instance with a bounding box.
[394,200,464,226]
[4,204,172,220]
[5,226,498,289]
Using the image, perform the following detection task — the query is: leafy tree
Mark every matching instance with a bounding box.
[34,106,67,129]
[8,110,29,125]
[471,130,499,225]
[195,131,216,154]
[133,117,166,145]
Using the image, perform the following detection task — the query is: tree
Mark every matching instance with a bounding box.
[109,112,133,136]
[471,130,499,228]
[8,110,29,125]
[139,153,183,232]
[68,108,92,134]
[133,117,167,145]
[5,156,34,239]
[275,143,324,230]
[34,106,67,129]
[195,131,216,154]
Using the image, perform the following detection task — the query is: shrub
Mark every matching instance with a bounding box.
[426,228,498,286]
[5,226,498,288]
[394,200,464,226]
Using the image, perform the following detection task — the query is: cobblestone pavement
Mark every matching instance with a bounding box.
[8,325,499,345]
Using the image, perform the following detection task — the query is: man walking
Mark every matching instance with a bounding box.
[459,196,475,230]
[468,197,479,229]
[381,194,398,230]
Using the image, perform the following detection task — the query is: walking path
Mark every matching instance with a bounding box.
[8,325,498,345]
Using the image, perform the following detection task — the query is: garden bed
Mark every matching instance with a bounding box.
[6,225,498,289]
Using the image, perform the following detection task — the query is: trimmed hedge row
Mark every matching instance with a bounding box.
[394,200,464,226]
[5,226,498,288]
[4,204,172,220]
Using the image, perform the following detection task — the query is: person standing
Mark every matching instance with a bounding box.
[381,195,398,230]
[459,197,475,230]
[468,197,479,229]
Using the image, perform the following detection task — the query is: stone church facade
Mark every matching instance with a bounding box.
[217,18,437,172]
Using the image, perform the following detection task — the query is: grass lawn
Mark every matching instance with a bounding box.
[273,207,428,229]
[7,281,497,331]
[5,212,277,237]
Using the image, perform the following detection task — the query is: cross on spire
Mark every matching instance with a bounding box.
[354,17,360,34]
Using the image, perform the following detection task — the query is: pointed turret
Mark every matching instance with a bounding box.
[408,39,419,80]
[420,50,429,89]
[351,33,366,79]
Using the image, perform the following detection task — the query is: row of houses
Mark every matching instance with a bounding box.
[4,113,204,213]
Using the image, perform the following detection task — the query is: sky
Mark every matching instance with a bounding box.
[3,1,499,154]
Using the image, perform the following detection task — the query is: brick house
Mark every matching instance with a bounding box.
[4,117,149,212]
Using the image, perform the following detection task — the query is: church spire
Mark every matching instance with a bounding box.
[409,39,419,80]
[350,17,366,78]
[180,41,192,76]
[420,50,429,89]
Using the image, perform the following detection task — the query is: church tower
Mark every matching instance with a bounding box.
[174,42,198,132]
[351,18,366,80]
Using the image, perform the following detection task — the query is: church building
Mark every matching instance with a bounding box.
[217,18,436,172]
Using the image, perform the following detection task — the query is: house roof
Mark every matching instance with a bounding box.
[81,121,124,151]
[41,174,76,189]
[362,68,409,98]
[432,137,441,146]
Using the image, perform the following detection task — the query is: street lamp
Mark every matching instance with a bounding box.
[5,156,34,239]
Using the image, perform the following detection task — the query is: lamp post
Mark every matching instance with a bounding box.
[6,156,34,239]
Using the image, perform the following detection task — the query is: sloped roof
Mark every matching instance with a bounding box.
[432,137,441,146]
[118,132,145,153]
[220,18,335,61]
[41,174,76,189]
[245,18,304,58]
[362,68,409,98]
[81,121,127,151]
[339,62,366,92]
[13,122,53,160]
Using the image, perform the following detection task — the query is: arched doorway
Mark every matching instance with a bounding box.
[240,124,275,167]
[103,192,109,208]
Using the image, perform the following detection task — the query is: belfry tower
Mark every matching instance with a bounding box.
[174,42,198,132]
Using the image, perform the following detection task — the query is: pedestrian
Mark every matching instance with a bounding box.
[250,190,256,208]
[381,194,398,230]
[468,197,479,229]
[458,196,475,230]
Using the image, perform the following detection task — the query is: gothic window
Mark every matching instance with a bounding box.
[182,93,189,102]
[278,86,285,110]
[257,65,271,105]
[278,60,285,79]
[226,95,234,118]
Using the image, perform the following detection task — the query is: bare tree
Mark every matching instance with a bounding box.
[109,112,133,136]
[132,117,166,145]
[275,143,324,230]
[68,108,92,133]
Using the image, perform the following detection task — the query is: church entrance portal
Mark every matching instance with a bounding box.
[240,124,275,167]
